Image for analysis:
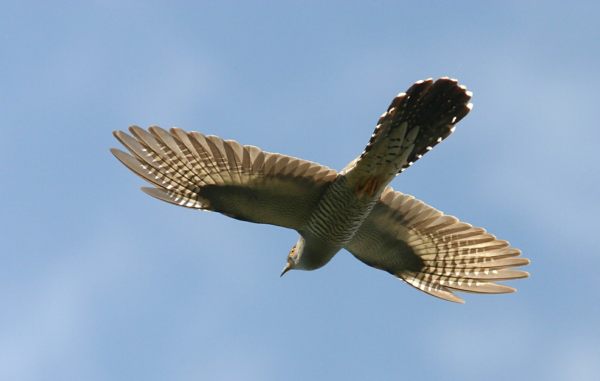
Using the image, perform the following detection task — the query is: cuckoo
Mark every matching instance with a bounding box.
[111,78,529,303]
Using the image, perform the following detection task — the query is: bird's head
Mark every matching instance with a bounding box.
[280,236,306,276]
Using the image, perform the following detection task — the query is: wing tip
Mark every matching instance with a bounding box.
[110,147,133,163]
[514,270,530,279]
[109,147,122,156]
[141,186,165,199]
[112,129,127,141]
[445,292,466,304]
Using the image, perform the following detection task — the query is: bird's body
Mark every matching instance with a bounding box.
[298,175,380,270]
[112,78,530,303]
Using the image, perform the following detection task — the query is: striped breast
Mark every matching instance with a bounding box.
[304,175,378,247]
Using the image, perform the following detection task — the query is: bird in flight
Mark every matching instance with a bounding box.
[111,77,529,303]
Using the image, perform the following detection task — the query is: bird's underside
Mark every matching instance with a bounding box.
[112,77,530,303]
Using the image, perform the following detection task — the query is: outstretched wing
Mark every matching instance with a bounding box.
[112,126,338,230]
[346,187,530,303]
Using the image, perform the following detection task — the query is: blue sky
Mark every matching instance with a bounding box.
[2,1,599,380]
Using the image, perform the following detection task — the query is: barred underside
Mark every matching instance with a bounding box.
[305,176,378,246]
[348,187,530,303]
[112,126,338,229]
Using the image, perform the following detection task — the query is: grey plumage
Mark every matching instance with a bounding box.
[112,77,529,303]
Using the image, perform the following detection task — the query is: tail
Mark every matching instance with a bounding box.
[343,78,472,195]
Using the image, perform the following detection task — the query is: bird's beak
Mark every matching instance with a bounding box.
[280,262,292,277]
